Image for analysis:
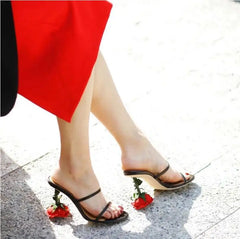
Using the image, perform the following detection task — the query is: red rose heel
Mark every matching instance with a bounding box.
[131,177,153,210]
[47,189,71,218]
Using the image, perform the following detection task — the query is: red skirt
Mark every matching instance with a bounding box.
[11,1,112,122]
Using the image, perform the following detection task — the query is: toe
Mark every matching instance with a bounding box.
[107,204,123,219]
[112,206,122,219]
[118,205,124,212]
[184,172,192,181]
[103,210,112,219]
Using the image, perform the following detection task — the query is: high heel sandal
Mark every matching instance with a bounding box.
[124,163,195,190]
[48,177,128,223]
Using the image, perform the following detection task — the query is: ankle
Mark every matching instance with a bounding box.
[119,130,149,152]
[121,139,153,171]
[58,159,94,181]
[120,135,166,172]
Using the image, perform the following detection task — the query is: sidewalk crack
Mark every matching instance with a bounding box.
[194,207,240,238]
[1,152,50,178]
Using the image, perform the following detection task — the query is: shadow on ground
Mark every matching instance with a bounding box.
[69,183,201,238]
[1,149,56,239]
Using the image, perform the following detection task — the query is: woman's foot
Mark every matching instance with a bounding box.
[51,167,123,220]
[121,133,191,184]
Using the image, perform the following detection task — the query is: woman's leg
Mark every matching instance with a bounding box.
[51,68,123,219]
[91,52,189,182]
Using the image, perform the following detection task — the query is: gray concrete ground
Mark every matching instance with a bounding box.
[1,0,240,238]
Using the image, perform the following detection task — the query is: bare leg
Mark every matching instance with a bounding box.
[52,68,123,219]
[91,52,190,182]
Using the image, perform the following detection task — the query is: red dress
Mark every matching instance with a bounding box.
[11,1,112,122]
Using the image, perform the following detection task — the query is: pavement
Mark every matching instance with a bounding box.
[1,0,240,238]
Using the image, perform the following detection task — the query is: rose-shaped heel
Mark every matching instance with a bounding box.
[46,189,71,219]
[131,177,153,210]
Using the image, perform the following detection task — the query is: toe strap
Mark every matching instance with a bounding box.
[77,188,101,202]
[154,163,170,178]
[96,202,111,221]
[180,173,187,183]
